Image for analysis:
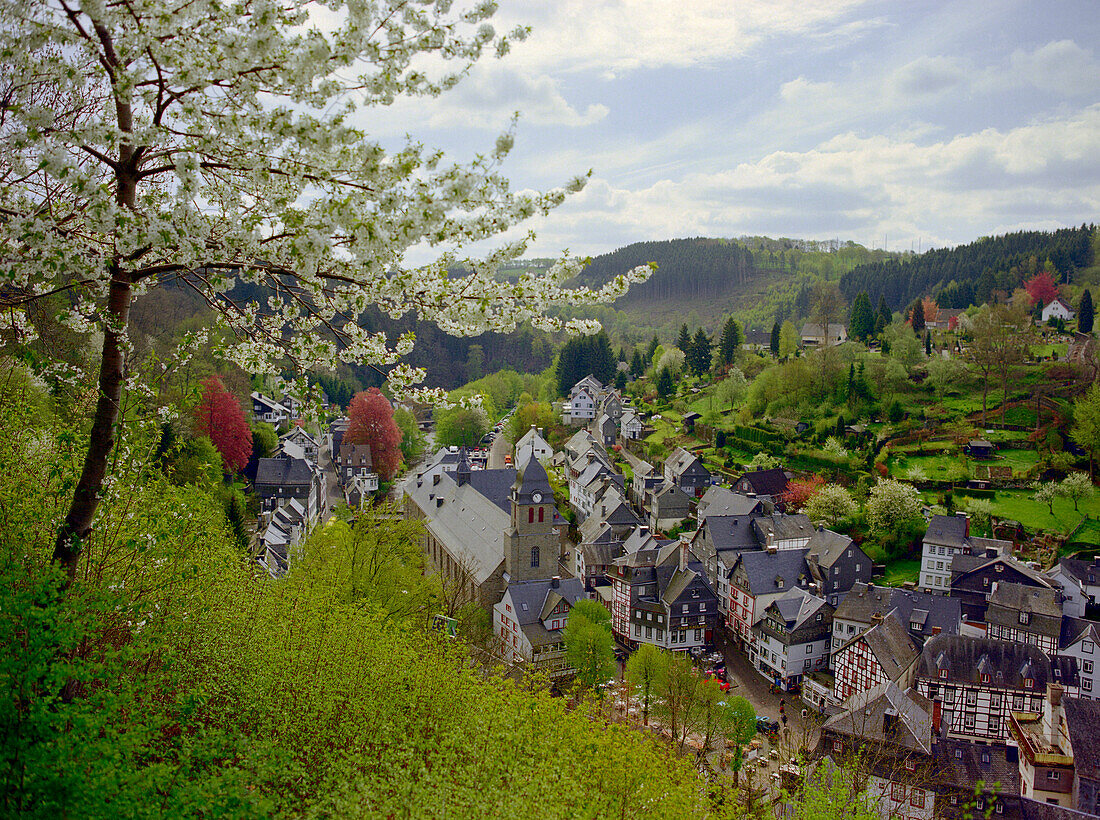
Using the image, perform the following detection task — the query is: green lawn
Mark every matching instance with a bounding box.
[888,448,1038,481]
[882,558,921,587]
[1030,343,1069,359]
[987,489,1100,535]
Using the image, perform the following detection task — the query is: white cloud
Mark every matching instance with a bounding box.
[493,0,878,73]
[886,55,966,99]
[1007,39,1100,95]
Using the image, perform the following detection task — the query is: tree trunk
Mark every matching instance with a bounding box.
[52,265,134,586]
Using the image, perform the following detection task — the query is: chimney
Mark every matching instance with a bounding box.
[956,511,969,537]
[766,545,778,555]
[551,576,560,589]
[432,474,441,486]
[932,700,943,735]
[1048,682,1063,708]
[679,535,689,572]
[587,452,595,463]
[871,613,884,626]
[932,625,942,635]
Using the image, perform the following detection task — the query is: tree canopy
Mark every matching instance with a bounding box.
[193,376,252,473]
[345,388,403,481]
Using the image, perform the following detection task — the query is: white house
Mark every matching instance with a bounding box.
[620,408,644,440]
[1042,297,1075,323]
[751,587,832,691]
[1049,556,1100,618]
[279,426,319,463]
[1060,618,1099,699]
[562,386,597,425]
[514,425,552,465]
[493,577,586,678]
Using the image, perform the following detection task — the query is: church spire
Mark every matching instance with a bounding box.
[456,446,471,486]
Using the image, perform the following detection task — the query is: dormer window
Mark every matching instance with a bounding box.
[1024,678,1034,689]
[1019,612,1029,625]
[981,673,991,684]
[776,578,785,589]
[939,669,948,680]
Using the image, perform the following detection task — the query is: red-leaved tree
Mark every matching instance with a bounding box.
[1025,270,1059,307]
[345,388,403,481]
[781,475,825,512]
[194,376,253,473]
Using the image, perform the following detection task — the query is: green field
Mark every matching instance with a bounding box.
[985,489,1100,535]
[882,558,921,587]
[887,448,1039,481]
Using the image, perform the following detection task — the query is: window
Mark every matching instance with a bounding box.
[988,716,1000,734]
[939,669,948,680]
[1019,612,1030,625]
[694,629,702,641]
[964,714,975,729]
[1013,695,1024,710]
[981,673,991,684]
[910,791,925,809]
[1084,640,1095,654]
[905,758,915,771]
[981,750,991,764]
[682,605,688,614]
[1084,679,1093,692]
[538,507,544,523]
[528,508,534,523]
[832,740,844,754]
[991,693,1002,709]
[855,563,861,573]
[646,627,652,639]
[1047,771,1059,781]
[954,749,963,760]
[530,546,540,568]
[701,603,706,612]
[634,624,640,637]
[1024,678,1034,689]
[1084,660,1094,674]
[966,690,977,706]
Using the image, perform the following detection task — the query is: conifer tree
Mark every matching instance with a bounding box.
[770,321,781,357]
[1081,289,1095,334]
[647,335,661,362]
[630,349,645,378]
[910,298,926,333]
[717,316,743,365]
[688,328,712,376]
[847,292,875,342]
[656,367,674,399]
[875,295,892,335]
[676,323,691,353]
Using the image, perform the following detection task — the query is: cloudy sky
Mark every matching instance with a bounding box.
[366,0,1100,262]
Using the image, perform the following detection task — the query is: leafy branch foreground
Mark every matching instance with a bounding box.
[0,393,705,818]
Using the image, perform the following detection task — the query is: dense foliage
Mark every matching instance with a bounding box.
[839,226,1095,309]
[0,378,707,818]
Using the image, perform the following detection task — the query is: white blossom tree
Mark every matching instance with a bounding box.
[865,479,923,534]
[803,484,857,527]
[0,0,651,583]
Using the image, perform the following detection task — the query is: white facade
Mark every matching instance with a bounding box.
[620,410,644,440]
[515,427,552,465]
[563,387,597,424]
[1042,299,1075,322]
[920,540,966,593]
[867,775,934,820]
[1060,627,1099,699]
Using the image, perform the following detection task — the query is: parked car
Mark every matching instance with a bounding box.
[756,716,779,735]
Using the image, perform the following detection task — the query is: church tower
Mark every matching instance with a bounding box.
[504,455,557,582]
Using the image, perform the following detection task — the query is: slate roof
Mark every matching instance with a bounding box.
[933,738,1020,794]
[737,468,789,498]
[735,548,811,595]
[754,512,814,543]
[803,527,858,569]
[951,554,1055,588]
[338,441,373,467]
[505,577,586,648]
[1060,616,1100,650]
[405,461,512,584]
[987,582,1062,619]
[833,582,961,639]
[837,615,920,684]
[256,455,315,487]
[768,586,828,630]
[1058,556,1100,587]
[825,680,933,754]
[665,447,708,477]
[701,514,761,552]
[917,634,1079,689]
[582,540,625,569]
[622,527,666,554]
[698,486,764,517]
[1063,696,1100,783]
[924,514,969,548]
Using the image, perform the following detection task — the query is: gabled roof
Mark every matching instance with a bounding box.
[256,455,315,487]
[933,738,1020,794]
[280,426,318,445]
[1063,697,1100,780]
[623,526,663,554]
[1057,555,1100,587]
[582,540,625,568]
[800,322,847,339]
[665,447,709,478]
[736,468,789,497]
[804,527,859,568]
[987,582,1062,619]
[734,548,811,596]
[698,486,764,517]
[515,425,550,450]
[951,553,1056,590]
[1060,616,1100,651]
[571,374,604,395]
[700,514,761,552]
[917,634,1079,689]
[837,614,920,684]
[924,514,969,547]
[766,586,828,630]
[753,512,813,543]
[833,582,961,638]
[825,680,932,754]
[338,441,373,467]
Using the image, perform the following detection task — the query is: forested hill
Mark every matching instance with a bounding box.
[839,225,1096,309]
[571,238,755,302]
